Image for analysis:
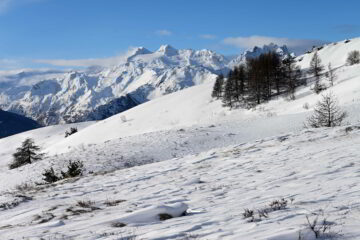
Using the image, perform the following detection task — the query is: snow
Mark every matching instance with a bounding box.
[0,43,289,125]
[1,37,360,239]
[0,45,226,125]
[0,121,94,169]
[297,38,360,69]
[1,126,360,239]
[114,202,188,225]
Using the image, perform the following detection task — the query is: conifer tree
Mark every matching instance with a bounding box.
[282,56,302,100]
[308,52,324,93]
[236,64,247,97]
[306,92,347,128]
[327,63,336,87]
[211,74,224,99]
[9,138,43,169]
[223,70,235,108]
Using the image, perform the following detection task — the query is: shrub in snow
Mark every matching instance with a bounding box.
[306,92,347,128]
[303,102,310,110]
[346,50,360,65]
[111,222,127,228]
[104,199,126,207]
[243,208,254,220]
[304,214,338,239]
[42,160,84,184]
[42,167,60,183]
[76,200,97,210]
[269,198,287,211]
[242,198,289,222]
[65,127,78,138]
[61,160,84,178]
[9,138,43,169]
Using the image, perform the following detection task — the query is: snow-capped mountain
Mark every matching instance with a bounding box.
[0,44,291,125]
[228,43,293,68]
[0,45,229,125]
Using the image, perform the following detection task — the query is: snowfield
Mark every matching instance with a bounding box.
[1,126,360,239]
[1,38,360,239]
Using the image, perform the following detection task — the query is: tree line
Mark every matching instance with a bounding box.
[214,48,360,109]
[212,52,304,108]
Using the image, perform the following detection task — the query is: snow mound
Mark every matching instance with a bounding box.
[113,202,188,225]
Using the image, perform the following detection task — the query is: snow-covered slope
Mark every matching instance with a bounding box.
[1,37,360,168]
[1,36,360,159]
[297,38,359,69]
[1,125,360,239]
[0,121,94,169]
[1,37,360,239]
[0,35,359,190]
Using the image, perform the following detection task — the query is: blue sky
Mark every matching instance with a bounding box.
[1,0,360,69]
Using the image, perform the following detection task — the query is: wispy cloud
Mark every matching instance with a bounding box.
[199,34,217,40]
[33,57,121,67]
[0,58,23,69]
[223,35,327,54]
[0,0,13,13]
[33,47,142,68]
[155,29,172,36]
[0,0,43,15]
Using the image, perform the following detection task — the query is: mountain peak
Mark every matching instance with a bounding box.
[157,45,178,56]
[128,47,152,58]
[228,43,293,68]
[260,43,290,55]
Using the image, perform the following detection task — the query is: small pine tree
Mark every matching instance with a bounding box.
[65,127,78,138]
[308,52,325,94]
[42,167,60,183]
[9,138,43,169]
[223,71,235,108]
[234,64,247,100]
[306,92,347,128]
[346,50,360,65]
[211,74,224,99]
[61,160,84,178]
[282,56,302,100]
[327,63,337,87]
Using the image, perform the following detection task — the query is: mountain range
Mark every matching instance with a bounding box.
[0,44,292,125]
[2,37,360,239]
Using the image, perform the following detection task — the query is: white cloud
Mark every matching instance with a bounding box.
[33,47,140,68]
[155,29,172,36]
[223,35,327,54]
[0,58,23,69]
[199,34,217,40]
[34,57,119,68]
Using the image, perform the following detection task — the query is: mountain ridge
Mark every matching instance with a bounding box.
[0,43,292,125]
